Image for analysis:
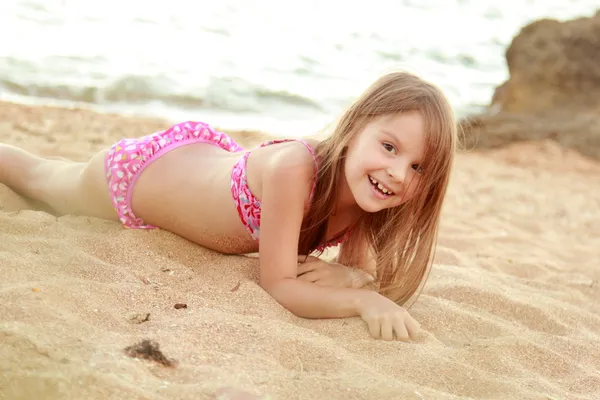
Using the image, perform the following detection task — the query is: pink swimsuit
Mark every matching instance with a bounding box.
[104,121,348,252]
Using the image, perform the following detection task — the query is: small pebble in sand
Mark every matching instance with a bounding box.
[123,339,176,367]
[128,313,150,324]
[174,303,187,309]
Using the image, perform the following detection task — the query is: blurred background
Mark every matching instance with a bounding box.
[0,0,598,136]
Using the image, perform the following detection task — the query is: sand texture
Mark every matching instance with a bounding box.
[1,101,599,400]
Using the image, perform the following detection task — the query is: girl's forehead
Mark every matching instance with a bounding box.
[364,112,426,152]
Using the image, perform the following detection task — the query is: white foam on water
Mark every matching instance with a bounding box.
[0,0,597,135]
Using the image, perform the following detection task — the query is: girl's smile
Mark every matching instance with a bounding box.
[343,111,426,213]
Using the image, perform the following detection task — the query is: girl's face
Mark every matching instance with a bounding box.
[342,111,426,213]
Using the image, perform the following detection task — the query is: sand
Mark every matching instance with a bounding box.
[1,101,599,400]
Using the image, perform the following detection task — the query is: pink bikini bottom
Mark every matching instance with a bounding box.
[104,121,243,228]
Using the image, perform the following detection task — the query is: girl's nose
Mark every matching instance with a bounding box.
[387,160,408,184]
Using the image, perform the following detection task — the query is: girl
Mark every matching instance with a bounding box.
[0,71,456,341]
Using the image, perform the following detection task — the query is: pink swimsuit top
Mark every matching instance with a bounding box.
[230,139,350,253]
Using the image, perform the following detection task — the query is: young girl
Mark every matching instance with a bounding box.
[0,71,456,341]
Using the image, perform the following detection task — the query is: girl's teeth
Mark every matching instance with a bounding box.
[369,176,393,195]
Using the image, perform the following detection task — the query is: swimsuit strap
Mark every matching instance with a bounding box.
[230,138,320,241]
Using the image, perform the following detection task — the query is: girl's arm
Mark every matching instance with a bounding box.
[257,143,374,319]
[257,143,421,343]
[294,221,376,290]
[296,255,374,289]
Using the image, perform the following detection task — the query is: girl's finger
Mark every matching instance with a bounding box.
[380,318,394,341]
[350,269,375,288]
[405,315,422,341]
[296,270,321,283]
[296,262,315,275]
[366,319,381,340]
[393,320,410,342]
[297,255,319,263]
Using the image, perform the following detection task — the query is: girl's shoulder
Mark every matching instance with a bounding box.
[254,138,320,173]
[248,139,320,207]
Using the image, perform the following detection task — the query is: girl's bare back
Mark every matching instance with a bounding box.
[0,123,318,255]
[125,136,319,254]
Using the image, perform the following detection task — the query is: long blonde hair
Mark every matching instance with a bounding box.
[299,71,457,307]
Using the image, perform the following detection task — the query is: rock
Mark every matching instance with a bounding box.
[459,10,600,161]
[490,10,600,116]
[459,113,600,161]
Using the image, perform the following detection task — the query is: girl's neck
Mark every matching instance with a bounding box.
[331,168,362,222]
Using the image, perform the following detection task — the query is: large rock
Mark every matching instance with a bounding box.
[459,113,600,161]
[460,10,600,161]
[490,10,600,116]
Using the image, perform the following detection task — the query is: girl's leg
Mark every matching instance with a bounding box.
[0,144,118,221]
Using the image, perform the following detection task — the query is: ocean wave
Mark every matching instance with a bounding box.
[1,0,598,133]
[201,76,324,112]
[0,73,324,115]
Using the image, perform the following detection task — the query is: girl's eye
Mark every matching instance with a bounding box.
[412,164,423,174]
[382,142,396,154]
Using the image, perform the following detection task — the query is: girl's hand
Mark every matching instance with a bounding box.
[296,256,374,289]
[357,291,421,341]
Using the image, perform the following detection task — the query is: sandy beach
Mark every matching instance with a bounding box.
[1,99,599,400]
